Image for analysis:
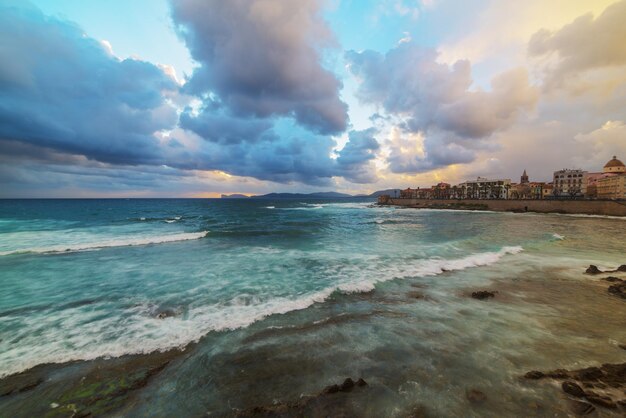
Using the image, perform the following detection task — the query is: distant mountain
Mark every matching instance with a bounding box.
[253,191,353,199]
[220,194,250,199]
[366,189,401,198]
[221,190,399,199]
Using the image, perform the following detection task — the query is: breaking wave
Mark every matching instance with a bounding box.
[0,231,209,256]
[0,245,522,377]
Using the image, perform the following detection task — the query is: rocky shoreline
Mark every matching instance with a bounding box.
[1,263,625,417]
[0,347,191,417]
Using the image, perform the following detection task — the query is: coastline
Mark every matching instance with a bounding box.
[1,259,625,417]
[378,198,626,217]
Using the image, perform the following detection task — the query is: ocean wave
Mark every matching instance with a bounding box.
[0,245,522,377]
[0,231,209,256]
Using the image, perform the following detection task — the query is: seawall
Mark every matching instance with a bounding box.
[380,198,626,217]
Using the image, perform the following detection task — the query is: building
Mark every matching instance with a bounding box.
[604,156,626,174]
[458,177,511,199]
[520,169,529,184]
[595,156,626,199]
[542,183,553,199]
[553,169,587,197]
[585,156,625,198]
[596,175,626,199]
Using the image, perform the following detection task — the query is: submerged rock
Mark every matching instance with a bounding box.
[356,378,368,387]
[608,282,626,299]
[562,381,585,397]
[524,362,626,411]
[524,371,545,379]
[585,265,602,275]
[575,367,603,381]
[466,388,487,403]
[155,309,177,319]
[339,378,355,392]
[569,400,595,415]
[585,393,617,409]
[602,276,623,282]
[322,384,340,394]
[471,291,496,300]
[616,265,626,272]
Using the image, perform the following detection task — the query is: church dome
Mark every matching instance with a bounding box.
[603,156,625,173]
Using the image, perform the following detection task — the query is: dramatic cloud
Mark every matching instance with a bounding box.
[346,43,538,172]
[0,2,179,165]
[529,0,626,87]
[335,128,380,183]
[170,0,348,135]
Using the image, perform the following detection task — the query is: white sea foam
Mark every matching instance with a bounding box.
[552,233,565,240]
[555,213,626,220]
[264,206,275,209]
[0,231,209,256]
[0,245,523,377]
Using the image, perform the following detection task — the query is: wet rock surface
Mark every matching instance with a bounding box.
[466,388,487,403]
[608,282,626,299]
[585,264,626,275]
[235,377,368,417]
[524,362,626,412]
[585,265,602,275]
[470,290,496,300]
[0,348,188,417]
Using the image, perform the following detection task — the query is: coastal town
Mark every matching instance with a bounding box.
[388,156,626,201]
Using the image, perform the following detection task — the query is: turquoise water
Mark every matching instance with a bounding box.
[1,199,625,416]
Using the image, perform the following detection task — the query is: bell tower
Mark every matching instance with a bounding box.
[521,169,529,184]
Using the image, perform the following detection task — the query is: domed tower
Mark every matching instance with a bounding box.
[520,169,529,184]
[603,156,625,174]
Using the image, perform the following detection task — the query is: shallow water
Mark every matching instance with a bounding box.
[0,199,625,417]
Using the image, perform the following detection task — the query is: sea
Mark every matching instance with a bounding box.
[0,198,625,417]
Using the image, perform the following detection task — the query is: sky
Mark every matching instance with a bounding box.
[1,0,626,197]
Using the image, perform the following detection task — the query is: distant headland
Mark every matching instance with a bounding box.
[220,190,401,199]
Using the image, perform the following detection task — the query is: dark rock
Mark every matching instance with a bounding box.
[322,384,340,394]
[356,378,367,387]
[471,291,496,300]
[339,378,355,392]
[155,309,176,319]
[339,377,354,392]
[407,291,426,300]
[608,283,626,299]
[585,394,617,409]
[602,276,623,282]
[546,369,570,379]
[619,344,626,351]
[562,381,585,397]
[617,400,626,409]
[569,400,595,415]
[524,371,545,379]
[0,374,43,397]
[466,388,487,403]
[616,265,626,272]
[585,265,602,274]
[576,367,603,381]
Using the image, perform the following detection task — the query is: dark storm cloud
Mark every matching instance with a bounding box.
[336,128,380,183]
[170,0,349,135]
[346,43,537,173]
[179,108,274,145]
[0,2,179,165]
[1,1,382,194]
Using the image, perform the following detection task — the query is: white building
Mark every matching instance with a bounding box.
[553,169,587,197]
[457,177,511,199]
